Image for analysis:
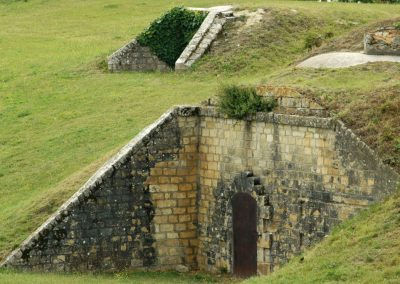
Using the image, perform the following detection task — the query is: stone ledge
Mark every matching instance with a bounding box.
[198,106,335,129]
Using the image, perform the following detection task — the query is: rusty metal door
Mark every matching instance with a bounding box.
[232,192,257,278]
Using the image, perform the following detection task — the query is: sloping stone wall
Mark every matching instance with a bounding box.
[175,9,231,70]
[2,104,399,275]
[108,39,170,72]
[0,107,198,272]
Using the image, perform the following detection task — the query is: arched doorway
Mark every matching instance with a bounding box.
[232,192,257,277]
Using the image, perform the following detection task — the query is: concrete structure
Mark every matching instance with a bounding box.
[1,88,398,276]
[297,52,400,69]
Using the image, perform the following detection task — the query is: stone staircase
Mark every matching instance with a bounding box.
[175,7,234,70]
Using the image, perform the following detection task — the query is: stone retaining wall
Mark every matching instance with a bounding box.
[0,107,197,271]
[175,10,230,70]
[2,104,399,275]
[108,6,232,72]
[364,27,400,56]
[108,40,170,72]
[196,108,398,274]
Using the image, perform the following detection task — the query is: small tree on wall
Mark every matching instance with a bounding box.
[217,85,277,119]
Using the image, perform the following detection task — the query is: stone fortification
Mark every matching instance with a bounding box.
[107,40,170,72]
[108,6,233,72]
[175,7,233,70]
[2,98,398,275]
[364,27,400,56]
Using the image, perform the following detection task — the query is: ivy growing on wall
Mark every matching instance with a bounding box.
[137,7,207,68]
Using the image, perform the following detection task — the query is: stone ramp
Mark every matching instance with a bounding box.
[298,52,400,68]
[175,7,233,70]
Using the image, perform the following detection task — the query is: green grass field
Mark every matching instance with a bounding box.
[1,0,400,283]
[0,270,230,284]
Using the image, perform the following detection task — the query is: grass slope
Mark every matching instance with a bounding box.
[0,270,229,284]
[0,0,400,282]
[245,187,400,284]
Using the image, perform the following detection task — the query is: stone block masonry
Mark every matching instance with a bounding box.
[2,103,399,275]
[175,7,233,70]
[364,27,400,56]
[108,39,170,72]
[108,6,233,72]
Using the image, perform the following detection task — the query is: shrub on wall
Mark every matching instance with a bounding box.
[137,7,207,68]
[217,85,277,119]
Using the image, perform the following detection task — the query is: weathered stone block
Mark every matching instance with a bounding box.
[365,27,400,56]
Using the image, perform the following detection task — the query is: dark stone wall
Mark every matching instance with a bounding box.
[1,109,187,272]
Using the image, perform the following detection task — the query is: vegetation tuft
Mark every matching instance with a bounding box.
[137,7,207,67]
[304,31,334,50]
[217,85,276,119]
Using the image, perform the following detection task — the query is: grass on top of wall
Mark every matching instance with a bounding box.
[264,62,400,172]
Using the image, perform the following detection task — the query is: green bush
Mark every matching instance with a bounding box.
[304,33,323,50]
[137,7,207,68]
[395,22,400,30]
[217,85,277,119]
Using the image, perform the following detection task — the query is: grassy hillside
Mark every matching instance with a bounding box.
[0,270,230,284]
[245,186,400,284]
[0,0,400,282]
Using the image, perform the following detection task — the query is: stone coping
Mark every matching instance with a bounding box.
[188,6,233,13]
[175,11,218,70]
[2,105,398,267]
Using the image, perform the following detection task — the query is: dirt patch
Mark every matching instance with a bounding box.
[234,8,267,32]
